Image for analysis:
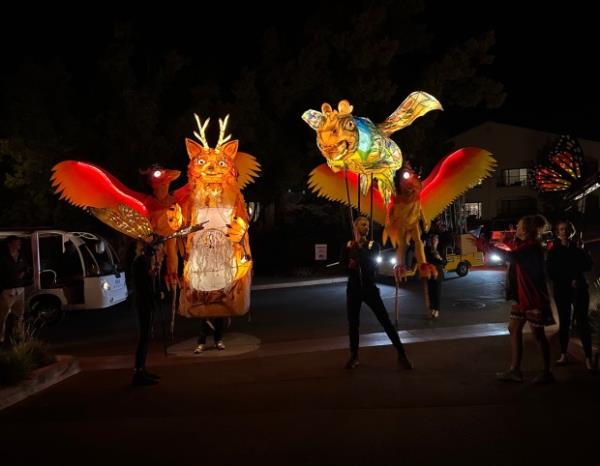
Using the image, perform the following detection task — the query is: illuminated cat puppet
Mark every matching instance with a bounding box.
[309,148,496,279]
[178,114,260,318]
[51,161,185,280]
[302,91,442,203]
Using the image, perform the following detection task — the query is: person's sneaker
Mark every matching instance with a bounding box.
[555,356,569,366]
[496,369,524,383]
[398,354,413,370]
[132,372,159,387]
[344,356,359,370]
[193,344,205,354]
[532,371,555,385]
[215,341,226,350]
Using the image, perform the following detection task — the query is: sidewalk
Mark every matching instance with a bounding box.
[251,275,347,290]
[1,333,598,466]
[251,274,347,290]
[76,322,511,371]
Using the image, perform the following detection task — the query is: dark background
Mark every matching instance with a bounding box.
[1,1,596,272]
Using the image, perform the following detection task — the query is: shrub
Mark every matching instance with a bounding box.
[0,349,31,386]
[0,340,56,387]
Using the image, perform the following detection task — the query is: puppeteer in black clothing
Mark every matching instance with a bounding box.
[424,234,446,319]
[131,240,163,386]
[547,221,594,370]
[340,216,412,370]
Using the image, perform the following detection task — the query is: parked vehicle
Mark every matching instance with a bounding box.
[0,229,127,329]
[377,234,485,278]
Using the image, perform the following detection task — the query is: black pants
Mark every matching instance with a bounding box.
[134,298,155,371]
[197,318,224,345]
[554,286,592,359]
[347,284,406,357]
[427,272,443,310]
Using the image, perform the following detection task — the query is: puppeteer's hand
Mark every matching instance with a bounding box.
[394,264,408,282]
[167,203,183,231]
[164,273,180,291]
[493,242,511,252]
[226,216,247,243]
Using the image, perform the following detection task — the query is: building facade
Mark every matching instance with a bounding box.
[449,122,600,222]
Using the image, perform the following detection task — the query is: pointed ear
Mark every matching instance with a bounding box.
[337,100,353,114]
[221,140,239,159]
[302,110,324,130]
[186,138,205,159]
[321,103,333,114]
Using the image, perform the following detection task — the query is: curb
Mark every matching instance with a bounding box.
[251,277,347,291]
[0,355,80,411]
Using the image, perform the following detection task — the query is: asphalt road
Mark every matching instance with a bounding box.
[37,269,509,357]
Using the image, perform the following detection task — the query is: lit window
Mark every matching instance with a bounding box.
[502,168,529,186]
[464,202,482,218]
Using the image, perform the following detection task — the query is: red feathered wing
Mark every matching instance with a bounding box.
[420,147,496,230]
[51,160,154,239]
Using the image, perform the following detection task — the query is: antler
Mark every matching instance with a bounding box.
[193,113,210,149]
[216,114,232,149]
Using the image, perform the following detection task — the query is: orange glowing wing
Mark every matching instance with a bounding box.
[51,160,153,239]
[236,152,261,189]
[308,163,388,225]
[420,147,496,230]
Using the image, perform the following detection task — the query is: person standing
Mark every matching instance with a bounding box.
[425,234,446,319]
[340,216,412,370]
[0,236,27,347]
[495,215,555,384]
[131,240,162,386]
[547,221,594,371]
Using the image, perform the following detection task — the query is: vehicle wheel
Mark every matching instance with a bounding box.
[27,297,63,335]
[456,262,469,277]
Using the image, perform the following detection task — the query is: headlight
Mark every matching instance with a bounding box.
[102,281,112,291]
[375,256,382,264]
[489,253,502,263]
[390,257,397,265]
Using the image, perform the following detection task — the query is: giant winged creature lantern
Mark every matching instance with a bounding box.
[51,113,260,319]
[303,91,496,279]
[177,115,260,318]
[309,147,495,278]
[305,92,496,280]
[51,161,185,285]
[302,91,443,203]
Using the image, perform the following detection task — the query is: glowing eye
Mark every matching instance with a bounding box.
[196,159,206,165]
[402,171,411,179]
[153,170,162,178]
[218,161,227,167]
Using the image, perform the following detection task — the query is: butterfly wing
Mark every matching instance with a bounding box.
[531,135,583,192]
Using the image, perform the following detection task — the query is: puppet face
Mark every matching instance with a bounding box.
[144,167,181,188]
[397,167,422,202]
[303,100,358,171]
[186,139,238,184]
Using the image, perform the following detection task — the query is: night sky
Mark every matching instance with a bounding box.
[1,2,597,138]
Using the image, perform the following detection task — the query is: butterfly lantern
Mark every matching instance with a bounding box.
[531,135,600,203]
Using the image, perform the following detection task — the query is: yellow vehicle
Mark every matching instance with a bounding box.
[443,233,485,277]
[376,233,484,278]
